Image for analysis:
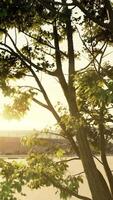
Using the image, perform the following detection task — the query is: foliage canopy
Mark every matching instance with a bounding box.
[0,0,113,200]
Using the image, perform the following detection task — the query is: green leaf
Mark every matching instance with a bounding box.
[56,149,65,158]
[0,9,7,17]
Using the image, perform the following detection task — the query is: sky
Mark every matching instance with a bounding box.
[0,30,57,131]
[0,27,113,132]
[0,74,65,131]
[0,29,83,132]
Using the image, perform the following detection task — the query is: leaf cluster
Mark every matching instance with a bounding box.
[3,90,32,119]
[0,159,26,200]
[0,0,45,31]
[81,0,108,23]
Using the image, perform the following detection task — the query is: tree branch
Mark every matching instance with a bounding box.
[43,173,92,200]
[22,31,68,58]
[33,97,50,111]
[105,0,113,29]
[0,29,57,76]
[72,0,110,30]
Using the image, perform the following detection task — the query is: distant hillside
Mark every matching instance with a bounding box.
[0,130,60,138]
[0,130,34,137]
[0,137,29,155]
[0,137,72,156]
[0,136,112,156]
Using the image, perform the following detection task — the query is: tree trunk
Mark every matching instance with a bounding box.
[99,107,113,197]
[53,7,112,199]
[76,127,112,200]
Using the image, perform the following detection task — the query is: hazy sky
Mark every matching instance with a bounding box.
[0,29,81,131]
[0,74,65,130]
[0,28,113,132]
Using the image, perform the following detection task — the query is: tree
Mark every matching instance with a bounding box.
[0,0,113,200]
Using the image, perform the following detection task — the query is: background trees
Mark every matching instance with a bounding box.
[0,0,113,200]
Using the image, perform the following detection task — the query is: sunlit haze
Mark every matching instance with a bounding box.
[1,29,113,132]
[0,84,59,131]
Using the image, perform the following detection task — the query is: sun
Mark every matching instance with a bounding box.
[0,118,33,131]
[0,98,56,132]
[0,72,61,132]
